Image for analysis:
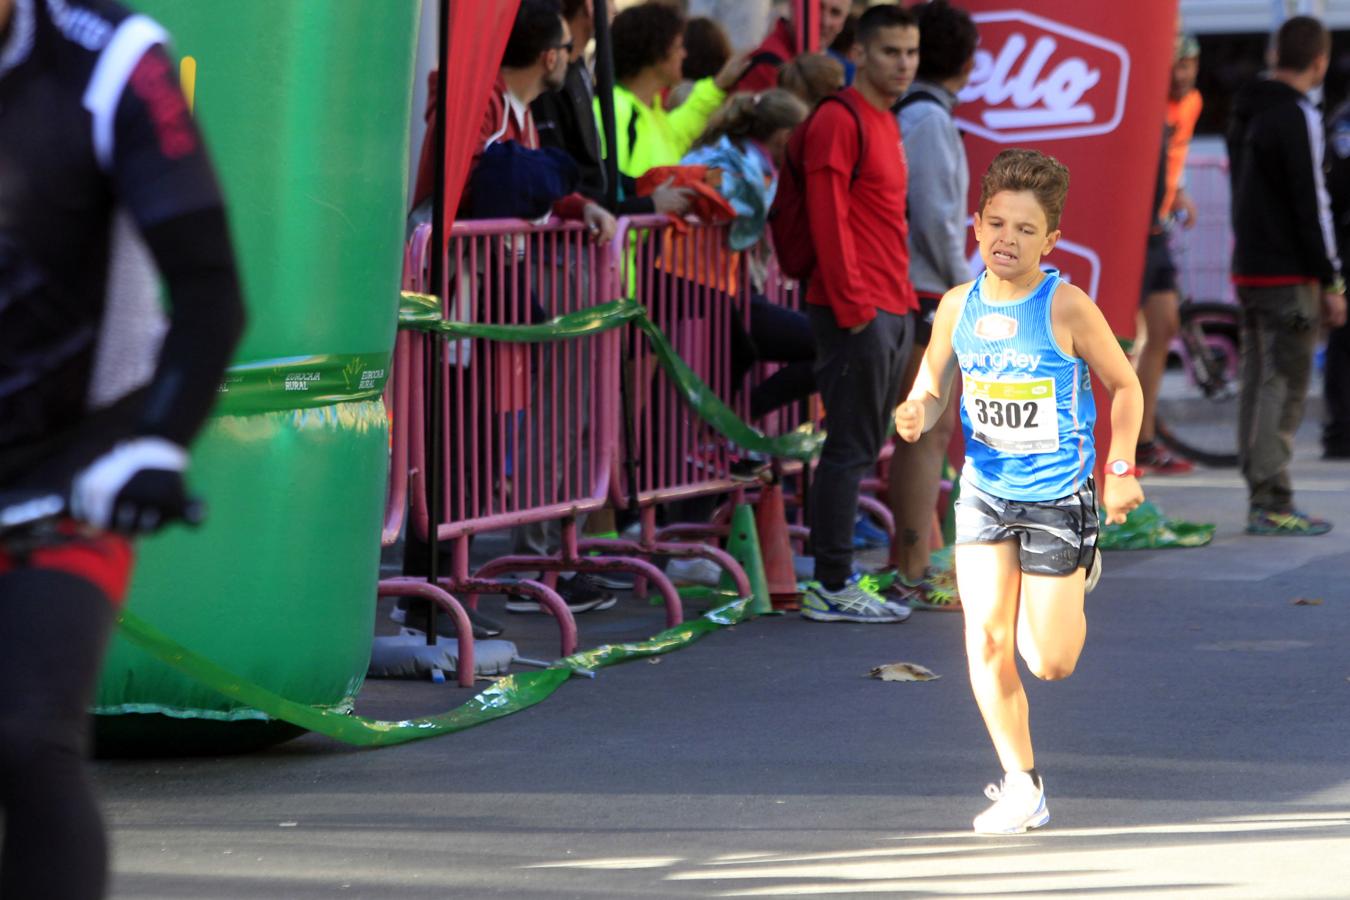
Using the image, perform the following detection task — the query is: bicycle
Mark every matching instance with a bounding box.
[1153,298,1241,467]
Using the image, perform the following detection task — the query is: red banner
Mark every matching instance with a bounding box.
[955,2,1178,471]
[957,2,1177,336]
[431,0,522,238]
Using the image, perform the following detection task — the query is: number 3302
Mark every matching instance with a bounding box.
[972,398,1039,429]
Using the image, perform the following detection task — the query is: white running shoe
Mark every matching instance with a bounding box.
[664,556,724,587]
[972,772,1049,834]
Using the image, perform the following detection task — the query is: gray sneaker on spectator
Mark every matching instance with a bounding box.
[800,575,910,623]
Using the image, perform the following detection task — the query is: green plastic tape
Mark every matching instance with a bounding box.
[214,352,392,415]
[399,292,824,462]
[1098,500,1216,550]
[115,598,751,747]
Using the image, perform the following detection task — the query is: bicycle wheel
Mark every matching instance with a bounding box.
[1155,300,1241,467]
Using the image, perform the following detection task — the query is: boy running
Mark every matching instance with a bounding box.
[895,149,1144,834]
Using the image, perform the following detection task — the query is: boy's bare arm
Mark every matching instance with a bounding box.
[895,284,967,442]
[1056,283,1145,523]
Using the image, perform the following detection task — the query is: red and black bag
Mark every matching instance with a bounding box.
[768,91,867,281]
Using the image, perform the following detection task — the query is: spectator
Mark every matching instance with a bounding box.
[778,52,846,107]
[798,5,920,623]
[683,16,734,82]
[669,16,733,108]
[601,2,748,183]
[532,0,694,217]
[735,0,850,93]
[883,0,978,610]
[1133,34,1204,476]
[412,0,615,242]
[1227,15,1347,535]
[827,12,858,85]
[683,90,816,419]
[1323,93,1350,459]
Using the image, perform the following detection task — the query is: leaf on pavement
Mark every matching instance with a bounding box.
[868,662,940,682]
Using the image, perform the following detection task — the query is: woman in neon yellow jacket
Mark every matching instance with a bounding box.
[596,3,748,187]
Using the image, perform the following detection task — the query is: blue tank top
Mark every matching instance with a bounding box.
[951,271,1096,501]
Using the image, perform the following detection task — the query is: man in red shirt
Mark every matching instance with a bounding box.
[800,4,920,623]
[736,0,850,93]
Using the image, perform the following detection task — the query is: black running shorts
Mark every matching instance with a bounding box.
[1141,231,1178,299]
[954,478,1099,576]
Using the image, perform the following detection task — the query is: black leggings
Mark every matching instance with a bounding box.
[730,296,816,420]
[0,567,115,900]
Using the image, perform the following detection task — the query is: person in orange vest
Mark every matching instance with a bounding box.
[1132,34,1203,475]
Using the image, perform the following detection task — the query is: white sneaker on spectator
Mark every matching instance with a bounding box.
[664,556,724,587]
[973,772,1049,834]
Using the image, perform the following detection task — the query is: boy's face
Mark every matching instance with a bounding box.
[973,190,1061,282]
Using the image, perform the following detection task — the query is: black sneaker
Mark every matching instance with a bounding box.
[505,573,618,614]
[390,597,504,639]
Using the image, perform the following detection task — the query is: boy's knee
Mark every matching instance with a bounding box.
[1021,643,1080,681]
[966,625,1014,666]
[1028,659,1076,681]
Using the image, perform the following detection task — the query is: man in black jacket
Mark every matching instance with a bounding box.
[1226,15,1347,535]
[1323,95,1350,459]
[531,0,692,217]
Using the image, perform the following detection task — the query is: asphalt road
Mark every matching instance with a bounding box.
[94,423,1350,899]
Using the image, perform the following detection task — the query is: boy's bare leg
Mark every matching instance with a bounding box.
[1016,569,1088,681]
[1133,291,1180,444]
[957,541,1034,772]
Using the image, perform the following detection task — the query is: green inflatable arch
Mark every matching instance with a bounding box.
[93,0,419,755]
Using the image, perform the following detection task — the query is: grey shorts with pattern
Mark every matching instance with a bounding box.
[954,478,1099,576]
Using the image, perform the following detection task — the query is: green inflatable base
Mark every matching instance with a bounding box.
[92,713,306,759]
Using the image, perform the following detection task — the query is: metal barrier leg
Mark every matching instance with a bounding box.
[857,494,896,542]
[448,574,578,657]
[376,578,476,688]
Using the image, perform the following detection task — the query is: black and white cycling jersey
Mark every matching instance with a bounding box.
[0,0,243,489]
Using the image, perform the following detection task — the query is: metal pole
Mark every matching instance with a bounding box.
[424,0,451,645]
[593,0,620,210]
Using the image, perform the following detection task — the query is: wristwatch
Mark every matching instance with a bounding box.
[1106,459,1142,477]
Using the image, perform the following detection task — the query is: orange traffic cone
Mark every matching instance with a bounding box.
[754,481,800,611]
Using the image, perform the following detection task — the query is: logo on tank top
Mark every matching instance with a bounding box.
[958,348,1044,372]
[956,11,1128,143]
[973,312,1018,341]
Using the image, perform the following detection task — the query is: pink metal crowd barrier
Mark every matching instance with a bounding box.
[577,215,755,599]
[378,231,477,687]
[1170,155,1235,304]
[402,218,688,646]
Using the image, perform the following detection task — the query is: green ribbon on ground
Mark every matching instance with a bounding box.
[215,352,392,416]
[114,598,751,747]
[1098,500,1216,550]
[399,292,823,462]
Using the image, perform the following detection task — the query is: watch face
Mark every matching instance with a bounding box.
[1109,460,1129,476]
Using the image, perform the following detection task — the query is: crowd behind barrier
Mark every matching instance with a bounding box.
[386,145,1239,649]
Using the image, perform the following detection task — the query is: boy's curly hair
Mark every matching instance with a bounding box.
[979,149,1071,231]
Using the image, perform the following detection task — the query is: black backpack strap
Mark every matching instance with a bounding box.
[892,89,947,116]
[735,50,787,89]
[819,93,868,185]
